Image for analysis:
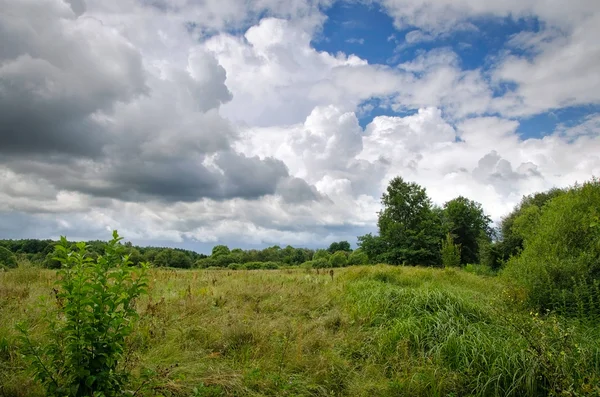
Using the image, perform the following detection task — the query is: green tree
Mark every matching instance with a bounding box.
[357,233,388,263]
[373,177,443,266]
[499,188,564,260]
[503,179,600,319]
[313,249,330,261]
[211,245,231,258]
[0,246,17,269]
[442,196,492,265]
[347,248,369,265]
[328,241,351,253]
[440,232,461,268]
[329,251,348,267]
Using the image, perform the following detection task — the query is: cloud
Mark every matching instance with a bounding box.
[345,37,365,44]
[0,0,147,157]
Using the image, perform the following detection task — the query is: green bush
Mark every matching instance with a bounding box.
[348,249,369,266]
[17,231,149,396]
[329,251,348,268]
[441,233,461,268]
[241,261,280,270]
[503,179,600,320]
[0,246,17,269]
[227,263,243,270]
[313,249,330,261]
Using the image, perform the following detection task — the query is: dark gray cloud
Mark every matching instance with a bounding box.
[0,0,308,207]
[276,177,322,203]
[0,0,147,157]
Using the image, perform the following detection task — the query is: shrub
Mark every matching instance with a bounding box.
[241,261,281,270]
[348,249,369,266]
[17,231,149,396]
[228,263,243,270]
[441,233,461,268]
[0,246,17,269]
[313,249,330,261]
[329,251,348,268]
[503,179,600,320]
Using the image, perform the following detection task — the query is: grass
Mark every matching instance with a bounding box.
[1,265,600,396]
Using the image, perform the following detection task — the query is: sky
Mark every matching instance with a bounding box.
[1,0,600,253]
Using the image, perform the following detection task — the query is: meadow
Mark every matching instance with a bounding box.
[2,264,599,397]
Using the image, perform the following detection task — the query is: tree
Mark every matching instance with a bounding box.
[499,188,564,260]
[211,245,231,258]
[442,196,492,265]
[357,233,388,263]
[440,233,461,268]
[313,249,331,261]
[328,241,351,253]
[503,179,600,319]
[0,246,17,269]
[348,248,369,265]
[329,251,348,267]
[373,177,443,266]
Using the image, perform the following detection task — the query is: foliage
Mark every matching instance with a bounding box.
[329,251,348,267]
[478,238,503,270]
[499,188,565,261]
[211,245,231,258]
[347,248,369,266]
[441,196,491,265]
[0,246,17,269]
[464,263,496,277]
[17,231,149,396]
[370,177,443,266]
[154,249,193,268]
[503,179,600,320]
[357,232,388,263]
[313,249,330,261]
[327,241,351,253]
[440,233,461,268]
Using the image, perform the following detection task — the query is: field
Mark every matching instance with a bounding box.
[1,265,600,397]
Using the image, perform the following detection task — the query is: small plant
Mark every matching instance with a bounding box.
[18,231,149,397]
[441,233,461,268]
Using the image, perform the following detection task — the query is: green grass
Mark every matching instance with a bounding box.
[1,265,600,396]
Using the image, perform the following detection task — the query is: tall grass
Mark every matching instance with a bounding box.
[1,265,599,396]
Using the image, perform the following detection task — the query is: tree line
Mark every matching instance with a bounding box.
[359,176,600,321]
[0,236,361,270]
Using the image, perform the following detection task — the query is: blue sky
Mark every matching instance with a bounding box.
[1,0,599,252]
[311,1,591,138]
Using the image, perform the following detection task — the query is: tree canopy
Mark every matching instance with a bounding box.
[360,177,443,266]
[442,196,492,265]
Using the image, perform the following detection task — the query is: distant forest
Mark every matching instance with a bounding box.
[0,176,597,277]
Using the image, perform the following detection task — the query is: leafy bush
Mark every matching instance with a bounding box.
[440,233,461,268]
[313,249,330,261]
[0,246,17,269]
[329,251,348,268]
[241,261,280,270]
[503,179,600,320]
[17,231,149,396]
[478,238,503,270]
[347,249,369,266]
